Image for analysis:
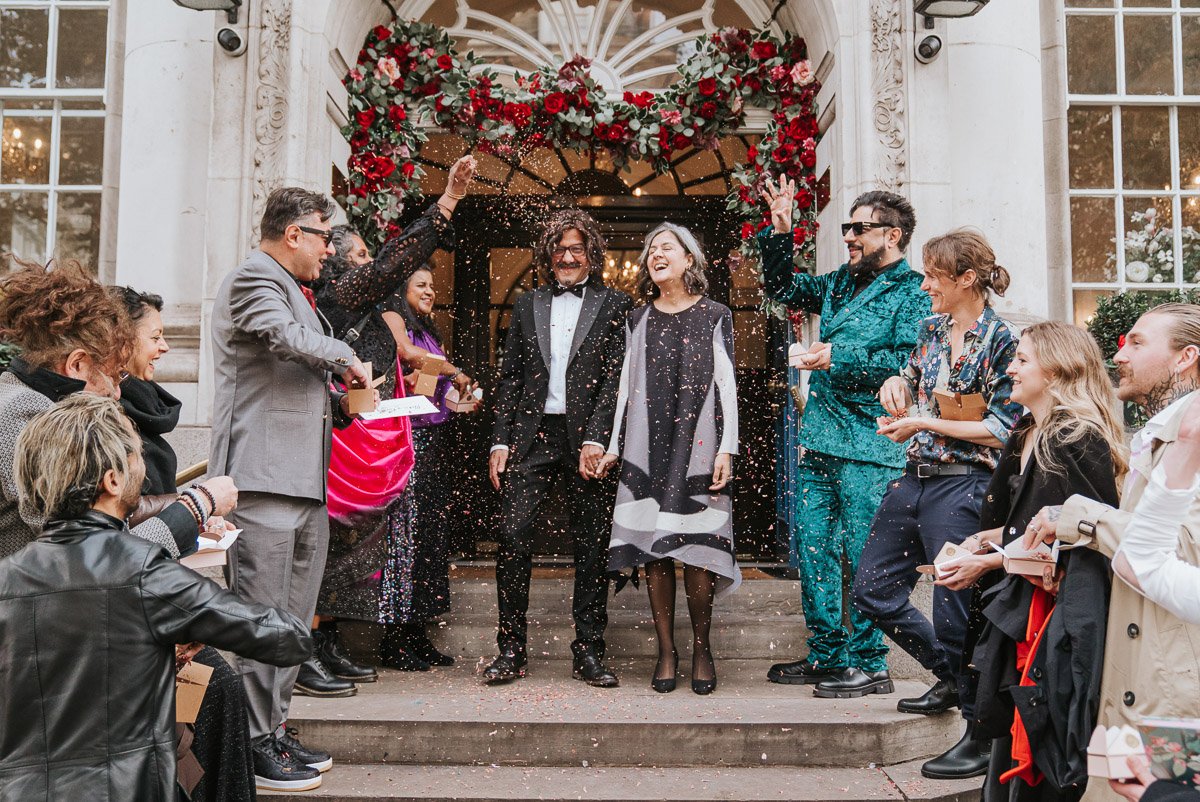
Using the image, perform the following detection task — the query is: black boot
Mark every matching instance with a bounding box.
[813,667,894,698]
[921,723,992,779]
[293,648,357,698]
[315,626,377,682]
[406,624,455,667]
[897,678,959,715]
[379,623,431,672]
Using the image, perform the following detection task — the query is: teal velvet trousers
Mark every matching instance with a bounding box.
[793,450,896,672]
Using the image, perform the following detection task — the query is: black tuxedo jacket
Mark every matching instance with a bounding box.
[492,284,633,464]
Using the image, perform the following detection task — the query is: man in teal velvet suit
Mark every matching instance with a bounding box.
[760,183,930,698]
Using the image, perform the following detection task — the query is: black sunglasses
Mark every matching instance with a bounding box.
[296,225,334,246]
[841,221,895,237]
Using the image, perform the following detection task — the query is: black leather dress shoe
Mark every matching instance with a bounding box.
[813,667,894,698]
[767,658,847,685]
[921,726,992,779]
[897,678,959,715]
[482,651,527,685]
[572,650,619,688]
[315,629,377,683]
[293,653,357,698]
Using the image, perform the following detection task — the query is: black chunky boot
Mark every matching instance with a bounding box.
[921,723,991,779]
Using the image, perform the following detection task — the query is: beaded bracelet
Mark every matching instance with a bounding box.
[192,484,217,517]
[177,494,203,527]
[181,489,209,528]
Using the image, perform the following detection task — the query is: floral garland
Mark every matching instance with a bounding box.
[342,19,821,314]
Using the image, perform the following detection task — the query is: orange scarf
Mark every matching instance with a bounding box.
[1000,587,1056,787]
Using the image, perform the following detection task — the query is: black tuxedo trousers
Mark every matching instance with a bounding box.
[496,415,617,656]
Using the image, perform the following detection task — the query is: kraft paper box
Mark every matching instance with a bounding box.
[932,389,987,422]
[1138,716,1200,786]
[180,528,241,571]
[445,386,482,413]
[989,539,1058,577]
[345,361,386,415]
[412,354,446,397]
[788,342,805,368]
[1088,724,1143,780]
[917,540,969,578]
[176,660,214,724]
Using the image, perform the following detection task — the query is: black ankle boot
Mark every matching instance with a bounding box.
[920,724,991,779]
[379,624,431,672]
[407,625,455,667]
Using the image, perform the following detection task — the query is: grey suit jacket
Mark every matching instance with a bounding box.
[209,250,356,503]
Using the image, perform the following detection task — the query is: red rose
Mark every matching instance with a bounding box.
[360,154,395,181]
[349,129,369,149]
[747,144,758,161]
[437,54,454,71]
[544,92,567,114]
[622,90,654,109]
[504,102,532,127]
[607,122,627,142]
[388,105,407,125]
[372,25,391,41]
[355,108,376,129]
[673,133,691,151]
[796,189,814,209]
[400,161,415,179]
[752,41,777,60]
[594,122,608,139]
[772,144,793,162]
[698,77,718,97]
[698,101,717,119]
[793,227,808,245]
[740,222,754,239]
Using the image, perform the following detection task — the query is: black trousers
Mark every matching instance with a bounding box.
[496,415,615,657]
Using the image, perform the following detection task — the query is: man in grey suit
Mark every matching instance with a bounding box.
[210,187,369,793]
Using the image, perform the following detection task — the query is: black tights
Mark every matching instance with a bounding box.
[645,559,716,682]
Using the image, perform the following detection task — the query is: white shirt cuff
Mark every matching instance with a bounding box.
[490,444,510,453]
[582,440,603,449]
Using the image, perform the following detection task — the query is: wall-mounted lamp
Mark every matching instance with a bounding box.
[914,0,989,17]
[172,0,242,24]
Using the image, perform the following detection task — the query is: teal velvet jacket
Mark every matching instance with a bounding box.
[759,230,931,469]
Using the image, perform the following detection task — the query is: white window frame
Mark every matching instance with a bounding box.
[0,0,110,262]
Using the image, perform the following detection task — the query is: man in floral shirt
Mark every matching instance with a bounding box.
[760,182,929,698]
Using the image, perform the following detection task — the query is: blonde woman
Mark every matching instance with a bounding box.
[936,322,1127,800]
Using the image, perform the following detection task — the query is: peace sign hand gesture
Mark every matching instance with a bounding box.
[762,175,796,235]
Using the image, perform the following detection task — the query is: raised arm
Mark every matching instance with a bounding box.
[713,308,739,456]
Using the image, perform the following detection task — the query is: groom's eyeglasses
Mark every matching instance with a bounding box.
[841,221,894,237]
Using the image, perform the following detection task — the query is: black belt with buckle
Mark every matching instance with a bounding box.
[908,462,987,479]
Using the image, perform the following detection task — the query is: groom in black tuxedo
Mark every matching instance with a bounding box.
[485,209,633,687]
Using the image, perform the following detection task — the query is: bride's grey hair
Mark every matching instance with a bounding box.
[636,223,709,301]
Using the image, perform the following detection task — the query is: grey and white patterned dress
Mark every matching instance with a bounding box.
[606,298,742,597]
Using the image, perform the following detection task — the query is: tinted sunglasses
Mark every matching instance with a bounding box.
[296,225,334,246]
[841,221,895,237]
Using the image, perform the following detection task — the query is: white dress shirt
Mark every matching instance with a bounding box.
[1115,461,1200,626]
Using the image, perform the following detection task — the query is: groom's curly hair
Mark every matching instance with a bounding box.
[533,209,607,287]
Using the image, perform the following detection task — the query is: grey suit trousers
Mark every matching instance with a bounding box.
[225,491,327,741]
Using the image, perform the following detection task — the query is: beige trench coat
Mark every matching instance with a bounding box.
[1060,399,1200,800]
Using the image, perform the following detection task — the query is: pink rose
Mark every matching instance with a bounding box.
[374,57,401,84]
[771,65,787,81]
[660,109,683,126]
[790,59,814,86]
[421,47,436,58]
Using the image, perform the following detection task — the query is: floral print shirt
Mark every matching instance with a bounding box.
[900,305,1021,470]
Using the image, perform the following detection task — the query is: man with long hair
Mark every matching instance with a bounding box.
[0,394,310,800]
[484,209,633,686]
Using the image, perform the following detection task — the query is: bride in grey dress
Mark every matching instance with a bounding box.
[598,222,741,696]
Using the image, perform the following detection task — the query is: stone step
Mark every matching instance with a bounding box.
[336,578,935,680]
[260,761,981,801]
[286,659,963,770]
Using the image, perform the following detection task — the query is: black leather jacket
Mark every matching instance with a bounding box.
[0,511,312,801]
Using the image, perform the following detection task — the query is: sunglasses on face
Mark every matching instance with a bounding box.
[296,225,334,246]
[841,221,895,237]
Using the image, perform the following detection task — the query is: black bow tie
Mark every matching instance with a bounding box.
[551,283,585,298]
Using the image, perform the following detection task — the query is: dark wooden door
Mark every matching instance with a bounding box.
[433,194,785,560]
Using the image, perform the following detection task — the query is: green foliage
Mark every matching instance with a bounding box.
[1086,288,1200,361]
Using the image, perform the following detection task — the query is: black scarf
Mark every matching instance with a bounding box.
[118,377,182,495]
[5,356,86,402]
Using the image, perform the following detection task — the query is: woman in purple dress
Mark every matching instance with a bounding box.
[381,266,479,668]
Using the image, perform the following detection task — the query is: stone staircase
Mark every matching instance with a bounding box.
[264,574,983,801]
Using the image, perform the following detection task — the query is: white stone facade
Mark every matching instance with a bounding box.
[91,0,1073,429]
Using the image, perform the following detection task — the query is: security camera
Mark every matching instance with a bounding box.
[217,27,246,56]
[915,34,942,64]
